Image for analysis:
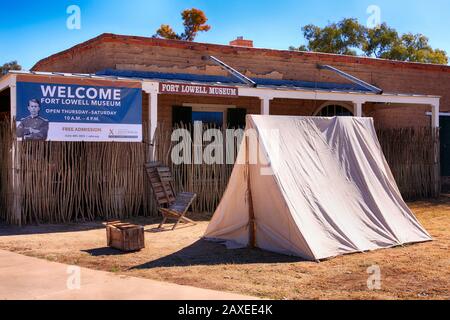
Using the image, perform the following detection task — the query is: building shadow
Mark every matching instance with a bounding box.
[408,194,450,207]
[0,212,212,237]
[0,221,105,236]
[0,216,174,236]
[130,239,303,270]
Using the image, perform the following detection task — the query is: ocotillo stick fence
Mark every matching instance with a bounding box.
[0,119,441,225]
[376,127,441,199]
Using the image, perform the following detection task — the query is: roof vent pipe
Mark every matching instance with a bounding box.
[317,64,383,94]
[202,55,257,87]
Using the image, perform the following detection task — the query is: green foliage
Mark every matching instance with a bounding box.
[154,8,211,41]
[301,18,366,55]
[0,61,21,76]
[363,23,399,58]
[292,19,448,65]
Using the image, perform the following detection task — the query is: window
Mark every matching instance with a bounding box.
[315,104,354,117]
[192,111,223,127]
[172,104,247,129]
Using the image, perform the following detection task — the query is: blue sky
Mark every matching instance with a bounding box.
[1,0,449,69]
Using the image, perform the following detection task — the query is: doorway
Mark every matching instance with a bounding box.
[441,116,450,180]
[0,87,10,121]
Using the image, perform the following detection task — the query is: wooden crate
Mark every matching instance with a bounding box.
[106,221,145,252]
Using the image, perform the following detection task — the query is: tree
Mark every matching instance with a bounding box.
[155,24,180,40]
[0,61,21,76]
[292,19,448,65]
[363,23,399,58]
[154,8,211,41]
[300,19,366,56]
[390,33,448,64]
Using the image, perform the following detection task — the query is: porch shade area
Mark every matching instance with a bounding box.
[204,115,432,261]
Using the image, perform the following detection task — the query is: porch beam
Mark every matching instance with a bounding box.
[238,87,440,108]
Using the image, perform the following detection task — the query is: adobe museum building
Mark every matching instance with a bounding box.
[0,33,449,224]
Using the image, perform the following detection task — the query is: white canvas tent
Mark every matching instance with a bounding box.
[204,115,432,261]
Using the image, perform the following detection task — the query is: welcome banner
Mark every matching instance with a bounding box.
[16,75,142,142]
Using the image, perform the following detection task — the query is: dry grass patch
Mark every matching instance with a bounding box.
[0,198,449,300]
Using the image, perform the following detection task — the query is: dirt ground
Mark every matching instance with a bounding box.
[0,197,449,300]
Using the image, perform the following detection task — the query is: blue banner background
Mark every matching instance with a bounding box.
[16,81,142,125]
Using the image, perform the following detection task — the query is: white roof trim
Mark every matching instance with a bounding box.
[7,70,143,83]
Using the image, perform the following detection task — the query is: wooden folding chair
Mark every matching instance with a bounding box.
[145,162,197,230]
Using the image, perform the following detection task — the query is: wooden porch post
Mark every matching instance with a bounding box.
[149,92,158,160]
[10,81,21,225]
[142,82,159,161]
[353,100,364,117]
[260,97,271,115]
[431,102,441,197]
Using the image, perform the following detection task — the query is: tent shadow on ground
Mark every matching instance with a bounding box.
[130,239,304,270]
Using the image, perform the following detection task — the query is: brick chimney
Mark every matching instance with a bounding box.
[229,36,254,48]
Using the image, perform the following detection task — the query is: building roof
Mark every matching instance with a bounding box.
[32,33,450,73]
[2,70,440,99]
[96,69,372,93]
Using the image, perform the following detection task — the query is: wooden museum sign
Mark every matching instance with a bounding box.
[159,82,239,98]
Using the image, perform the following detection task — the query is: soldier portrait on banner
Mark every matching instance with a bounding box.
[16,99,49,140]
